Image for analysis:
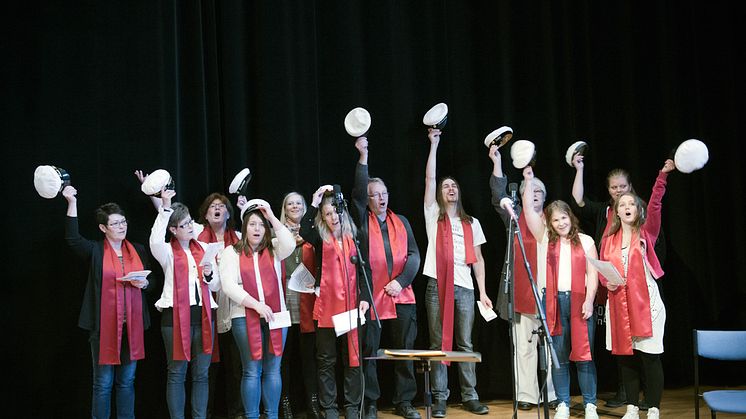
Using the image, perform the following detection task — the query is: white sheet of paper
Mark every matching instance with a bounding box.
[117,270,152,281]
[268,310,292,330]
[332,308,366,337]
[586,257,625,286]
[199,242,224,266]
[287,263,316,293]
[476,301,497,322]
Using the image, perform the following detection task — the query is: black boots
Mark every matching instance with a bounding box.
[280,394,294,419]
[307,393,323,419]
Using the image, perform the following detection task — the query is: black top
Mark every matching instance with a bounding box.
[351,163,421,291]
[299,205,371,304]
[65,216,152,333]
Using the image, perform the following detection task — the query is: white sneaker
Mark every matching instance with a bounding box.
[647,407,660,419]
[621,404,640,419]
[584,403,599,419]
[553,402,570,419]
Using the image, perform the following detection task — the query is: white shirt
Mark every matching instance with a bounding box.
[150,208,220,310]
[423,201,487,290]
[556,233,595,291]
[218,226,295,331]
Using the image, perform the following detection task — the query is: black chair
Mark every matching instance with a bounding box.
[693,329,746,419]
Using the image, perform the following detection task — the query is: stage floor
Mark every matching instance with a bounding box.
[368,386,745,419]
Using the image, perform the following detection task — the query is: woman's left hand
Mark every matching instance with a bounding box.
[581,300,594,320]
[130,279,148,289]
[202,262,213,278]
[359,301,370,316]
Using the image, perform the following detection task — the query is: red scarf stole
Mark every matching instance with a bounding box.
[197,225,239,247]
[170,239,213,361]
[594,207,616,305]
[546,240,592,361]
[368,210,408,320]
[99,240,145,365]
[317,236,361,367]
[197,225,238,362]
[299,242,317,333]
[513,213,538,314]
[239,249,284,360]
[435,215,476,360]
[602,229,653,355]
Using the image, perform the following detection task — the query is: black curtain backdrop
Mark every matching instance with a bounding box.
[4,1,745,417]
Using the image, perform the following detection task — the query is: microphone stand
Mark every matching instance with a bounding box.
[336,197,380,419]
[502,210,519,419]
[512,217,559,419]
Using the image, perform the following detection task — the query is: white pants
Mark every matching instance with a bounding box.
[513,312,557,403]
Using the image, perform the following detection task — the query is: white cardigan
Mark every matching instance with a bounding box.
[218,224,295,331]
[150,207,221,310]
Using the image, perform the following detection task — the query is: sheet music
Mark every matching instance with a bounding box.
[287,263,316,293]
[116,270,151,281]
[586,257,626,286]
[199,242,223,266]
[268,310,291,330]
[477,301,497,322]
[332,308,366,337]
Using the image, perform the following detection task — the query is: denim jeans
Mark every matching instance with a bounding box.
[545,292,597,406]
[425,278,478,402]
[161,324,214,419]
[231,317,287,419]
[89,329,137,419]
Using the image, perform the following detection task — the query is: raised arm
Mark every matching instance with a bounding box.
[488,144,517,223]
[351,137,370,223]
[259,202,294,260]
[134,170,163,211]
[571,154,586,207]
[149,189,175,266]
[62,185,96,259]
[424,128,441,207]
[644,159,674,242]
[521,167,546,240]
[299,185,330,248]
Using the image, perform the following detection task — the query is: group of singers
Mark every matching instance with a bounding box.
[61,127,673,419]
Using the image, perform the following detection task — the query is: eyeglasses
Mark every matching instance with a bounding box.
[368,192,389,199]
[108,219,128,228]
[178,219,194,229]
[209,203,226,210]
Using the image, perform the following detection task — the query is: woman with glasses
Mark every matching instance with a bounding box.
[219,199,295,419]
[62,185,151,419]
[150,189,221,419]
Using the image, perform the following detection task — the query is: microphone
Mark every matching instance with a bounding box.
[332,184,345,214]
[508,182,518,208]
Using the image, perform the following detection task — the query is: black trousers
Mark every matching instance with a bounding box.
[363,303,418,406]
[316,326,365,410]
[207,331,244,417]
[619,350,664,408]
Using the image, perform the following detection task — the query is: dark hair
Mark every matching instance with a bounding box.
[233,210,274,257]
[435,176,473,223]
[606,192,647,236]
[197,192,235,230]
[544,200,581,246]
[167,202,191,229]
[95,203,125,226]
